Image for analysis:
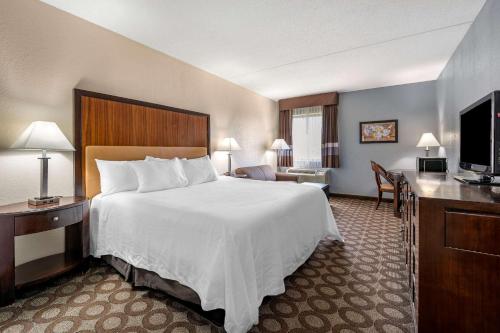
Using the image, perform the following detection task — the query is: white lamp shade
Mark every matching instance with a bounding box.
[270,138,290,150]
[10,121,75,151]
[416,133,440,148]
[218,137,241,151]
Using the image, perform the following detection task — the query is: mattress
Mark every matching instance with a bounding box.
[90,176,342,333]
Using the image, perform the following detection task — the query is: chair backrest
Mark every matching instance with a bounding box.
[235,165,276,181]
[370,161,393,189]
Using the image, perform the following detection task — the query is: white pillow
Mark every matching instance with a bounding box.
[180,155,219,185]
[130,158,188,192]
[146,156,186,161]
[95,159,139,195]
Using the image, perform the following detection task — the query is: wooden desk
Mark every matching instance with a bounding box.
[0,197,89,306]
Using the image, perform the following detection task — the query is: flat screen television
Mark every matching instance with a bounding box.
[459,91,500,179]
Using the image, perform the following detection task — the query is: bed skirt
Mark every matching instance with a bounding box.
[102,255,225,326]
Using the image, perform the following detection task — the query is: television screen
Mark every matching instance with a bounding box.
[460,99,492,167]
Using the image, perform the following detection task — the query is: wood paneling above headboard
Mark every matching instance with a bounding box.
[74,89,210,196]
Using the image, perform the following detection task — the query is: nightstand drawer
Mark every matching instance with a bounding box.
[15,206,82,236]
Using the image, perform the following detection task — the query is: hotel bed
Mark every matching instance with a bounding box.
[90,176,341,332]
[74,90,342,333]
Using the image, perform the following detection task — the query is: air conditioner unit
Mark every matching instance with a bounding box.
[286,168,332,184]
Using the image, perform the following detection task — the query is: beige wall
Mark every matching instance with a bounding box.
[0,0,278,265]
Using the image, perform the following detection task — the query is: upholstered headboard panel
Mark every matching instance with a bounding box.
[85,146,207,198]
[74,89,210,198]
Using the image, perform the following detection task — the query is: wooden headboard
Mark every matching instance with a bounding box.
[74,89,210,197]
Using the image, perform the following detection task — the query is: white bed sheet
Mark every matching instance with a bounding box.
[90,176,342,333]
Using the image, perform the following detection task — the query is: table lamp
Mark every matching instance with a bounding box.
[416,132,440,157]
[270,138,290,165]
[218,137,241,175]
[10,121,75,205]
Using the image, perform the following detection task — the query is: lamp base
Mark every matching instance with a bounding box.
[28,196,60,206]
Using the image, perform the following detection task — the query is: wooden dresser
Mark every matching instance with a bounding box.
[400,171,500,333]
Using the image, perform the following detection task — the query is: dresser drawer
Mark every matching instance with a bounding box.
[445,210,500,256]
[15,206,82,236]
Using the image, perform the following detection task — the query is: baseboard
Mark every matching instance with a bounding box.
[329,192,393,203]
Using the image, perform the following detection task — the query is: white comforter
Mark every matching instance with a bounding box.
[90,176,342,333]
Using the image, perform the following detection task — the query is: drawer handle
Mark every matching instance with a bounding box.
[52,216,59,222]
[410,192,416,216]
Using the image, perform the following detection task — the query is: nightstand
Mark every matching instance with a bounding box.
[0,197,89,306]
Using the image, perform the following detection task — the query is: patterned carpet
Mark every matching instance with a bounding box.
[0,198,414,333]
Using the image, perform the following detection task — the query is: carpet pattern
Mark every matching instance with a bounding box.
[0,198,414,333]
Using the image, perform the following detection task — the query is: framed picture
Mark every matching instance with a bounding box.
[359,119,398,143]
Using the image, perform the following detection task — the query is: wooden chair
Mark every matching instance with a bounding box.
[370,161,395,209]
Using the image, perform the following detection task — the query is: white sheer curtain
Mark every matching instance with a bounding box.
[292,105,322,169]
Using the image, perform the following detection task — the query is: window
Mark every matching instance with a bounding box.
[292,105,322,168]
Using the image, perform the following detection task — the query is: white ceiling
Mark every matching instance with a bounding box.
[41,0,486,100]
